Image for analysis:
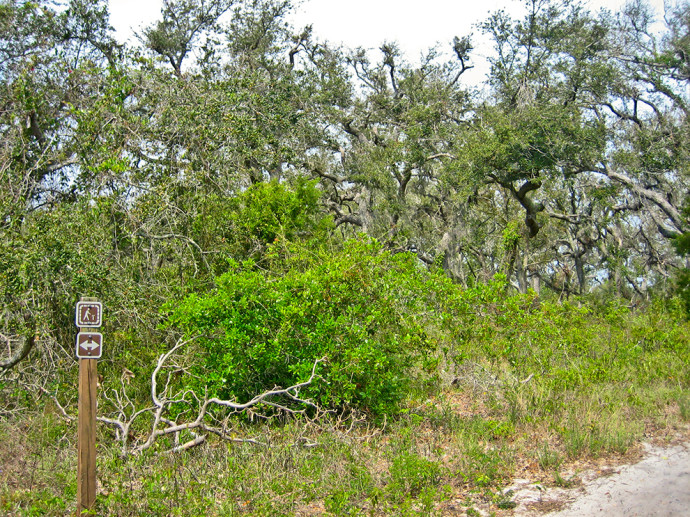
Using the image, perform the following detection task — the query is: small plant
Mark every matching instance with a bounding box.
[537,444,562,471]
[553,471,579,488]
[493,489,517,509]
[563,424,589,459]
[679,395,690,422]
[388,452,442,499]
[496,499,517,510]
[453,440,509,489]
[601,429,635,455]
[325,488,354,515]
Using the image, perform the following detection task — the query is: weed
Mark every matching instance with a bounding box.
[493,489,517,509]
[562,424,589,459]
[424,405,462,431]
[537,444,562,471]
[496,499,517,510]
[388,452,442,499]
[601,429,636,455]
[324,488,355,515]
[679,395,690,422]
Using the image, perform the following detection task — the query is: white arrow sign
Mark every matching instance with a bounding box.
[76,332,102,359]
[83,338,98,350]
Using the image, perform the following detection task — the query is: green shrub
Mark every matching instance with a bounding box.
[166,238,450,416]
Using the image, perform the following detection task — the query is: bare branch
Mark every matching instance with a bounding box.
[426,153,456,161]
[98,336,326,457]
[595,165,686,233]
[37,386,74,422]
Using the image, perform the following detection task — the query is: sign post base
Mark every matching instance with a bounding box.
[77,358,97,514]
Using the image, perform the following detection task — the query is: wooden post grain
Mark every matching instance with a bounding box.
[77,358,97,514]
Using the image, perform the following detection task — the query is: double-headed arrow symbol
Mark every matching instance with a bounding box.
[76,332,102,359]
[82,335,99,350]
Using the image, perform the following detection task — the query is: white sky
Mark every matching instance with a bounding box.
[108,0,669,82]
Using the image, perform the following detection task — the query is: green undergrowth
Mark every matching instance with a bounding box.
[2,274,689,515]
[165,239,450,417]
[1,389,687,516]
[165,239,690,423]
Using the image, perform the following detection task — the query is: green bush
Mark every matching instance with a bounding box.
[191,178,332,271]
[166,238,449,416]
[449,278,685,375]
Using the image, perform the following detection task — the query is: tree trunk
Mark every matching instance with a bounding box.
[575,255,586,294]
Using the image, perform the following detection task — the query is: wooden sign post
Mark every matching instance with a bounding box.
[76,297,102,515]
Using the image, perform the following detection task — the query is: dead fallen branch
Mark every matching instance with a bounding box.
[98,336,325,457]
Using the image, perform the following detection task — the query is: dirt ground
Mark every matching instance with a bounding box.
[503,435,690,517]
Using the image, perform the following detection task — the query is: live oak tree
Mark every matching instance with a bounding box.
[467,0,689,294]
[602,0,689,295]
[310,40,478,279]
[0,0,123,372]
[1,0,689,402]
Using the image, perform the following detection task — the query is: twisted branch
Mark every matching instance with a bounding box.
[98,336,325,457]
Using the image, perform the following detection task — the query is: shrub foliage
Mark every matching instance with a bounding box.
[167,239,448,415]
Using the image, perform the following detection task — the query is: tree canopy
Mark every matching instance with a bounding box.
[1,0,688,404]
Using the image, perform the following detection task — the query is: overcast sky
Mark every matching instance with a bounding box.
[108,0,669,81]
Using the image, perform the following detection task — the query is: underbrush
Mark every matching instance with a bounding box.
[0,394,687,515]
[1,281,689,515]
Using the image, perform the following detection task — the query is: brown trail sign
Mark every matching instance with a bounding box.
[76,332,102,359]
[76,301,102,328]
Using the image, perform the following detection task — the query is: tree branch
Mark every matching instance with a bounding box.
[98,336,326,457]
[0,332,35,371]
[596,165,686,233]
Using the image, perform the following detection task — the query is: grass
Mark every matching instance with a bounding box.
[1,297,689,515]
[0,391,687,516]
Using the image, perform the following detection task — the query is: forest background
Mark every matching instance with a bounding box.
[1,0,689,515]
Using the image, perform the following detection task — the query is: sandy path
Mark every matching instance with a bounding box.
[505,442,690,517]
